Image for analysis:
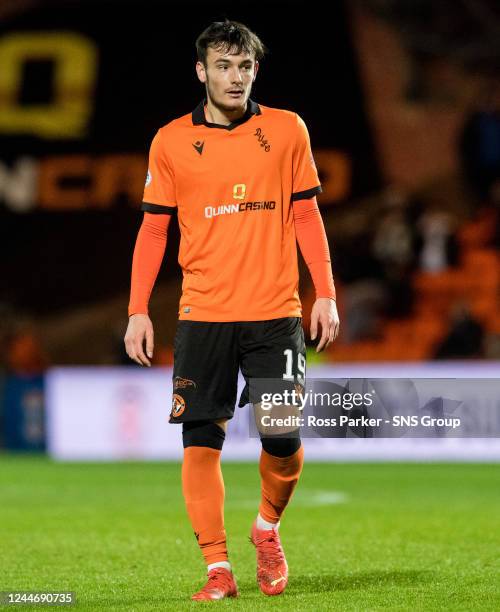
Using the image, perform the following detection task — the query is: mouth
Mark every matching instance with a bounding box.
[226,90,244,98]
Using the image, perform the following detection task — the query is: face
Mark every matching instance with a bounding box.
[196,45,259,112]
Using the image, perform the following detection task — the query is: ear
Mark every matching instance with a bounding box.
[253,60,259,82]
[196,61,206,84]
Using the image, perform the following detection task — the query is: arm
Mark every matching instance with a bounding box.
[124,212,171,366]
[293,196,340,351]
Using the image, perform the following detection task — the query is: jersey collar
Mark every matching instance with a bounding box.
[192,98,261,130]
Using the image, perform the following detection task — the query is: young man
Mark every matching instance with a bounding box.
[125,20,339,601]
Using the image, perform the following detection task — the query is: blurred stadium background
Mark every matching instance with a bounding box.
[0,1,499,608]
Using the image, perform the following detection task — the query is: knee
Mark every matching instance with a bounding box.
[182,420,226,451]
[260,434,301,458]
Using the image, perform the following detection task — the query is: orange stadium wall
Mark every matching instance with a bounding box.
[349,3,491,189]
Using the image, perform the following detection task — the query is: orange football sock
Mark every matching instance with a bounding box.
[259,445,304,524]
[182,446,227,565]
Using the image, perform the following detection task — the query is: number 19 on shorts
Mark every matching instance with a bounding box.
[282,348,306,386]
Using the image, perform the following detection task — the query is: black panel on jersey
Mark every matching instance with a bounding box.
[141,202,177,214]
[291,185,323,201]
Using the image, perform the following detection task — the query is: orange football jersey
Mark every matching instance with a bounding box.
[142,99,321,321]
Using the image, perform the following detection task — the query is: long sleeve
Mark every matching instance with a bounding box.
[128,212,172,316]
[293,196,336,300]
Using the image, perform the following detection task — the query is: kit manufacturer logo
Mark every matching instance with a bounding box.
[193,140,205,155]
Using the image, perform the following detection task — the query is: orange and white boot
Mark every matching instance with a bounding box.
[250,519,288,596]
[191,567,239,601]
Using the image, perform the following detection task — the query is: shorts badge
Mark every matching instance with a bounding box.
[171,394,186,418]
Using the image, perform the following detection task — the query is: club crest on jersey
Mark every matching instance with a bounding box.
[192,140,205,156]
[145,169,152,186]
[171,394,186,418]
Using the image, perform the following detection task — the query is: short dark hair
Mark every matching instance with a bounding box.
[196,20,267,65]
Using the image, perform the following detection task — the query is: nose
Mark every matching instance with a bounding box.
[230,67,244,83]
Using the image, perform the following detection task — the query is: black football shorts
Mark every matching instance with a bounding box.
[169,317,306,423]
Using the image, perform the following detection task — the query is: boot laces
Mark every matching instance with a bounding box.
[256,533,284,567]
[200,568,232,594]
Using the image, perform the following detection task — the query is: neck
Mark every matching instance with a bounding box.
[205,96,247,126]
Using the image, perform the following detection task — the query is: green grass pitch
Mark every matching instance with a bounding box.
[0,457,499,610]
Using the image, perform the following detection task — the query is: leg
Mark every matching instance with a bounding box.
[171,321,239,600]
[247,434,304,595]
[182,418,239,600]
[238,317,306,596]
[182,420,227,566]
[238,316,306,525]
[258,435,304,526]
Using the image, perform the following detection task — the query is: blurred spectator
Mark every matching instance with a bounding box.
[372,186,418,317]
[459,81,500,203]
[342,280,386,342]
[434,303,485,359]
[373,208,414,270]
[415,211,459,273]
[0,305,48,375]
[5,322,48,375]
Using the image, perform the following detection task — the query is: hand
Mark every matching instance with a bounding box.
[124,314,154,366]
[310,298,340,352]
